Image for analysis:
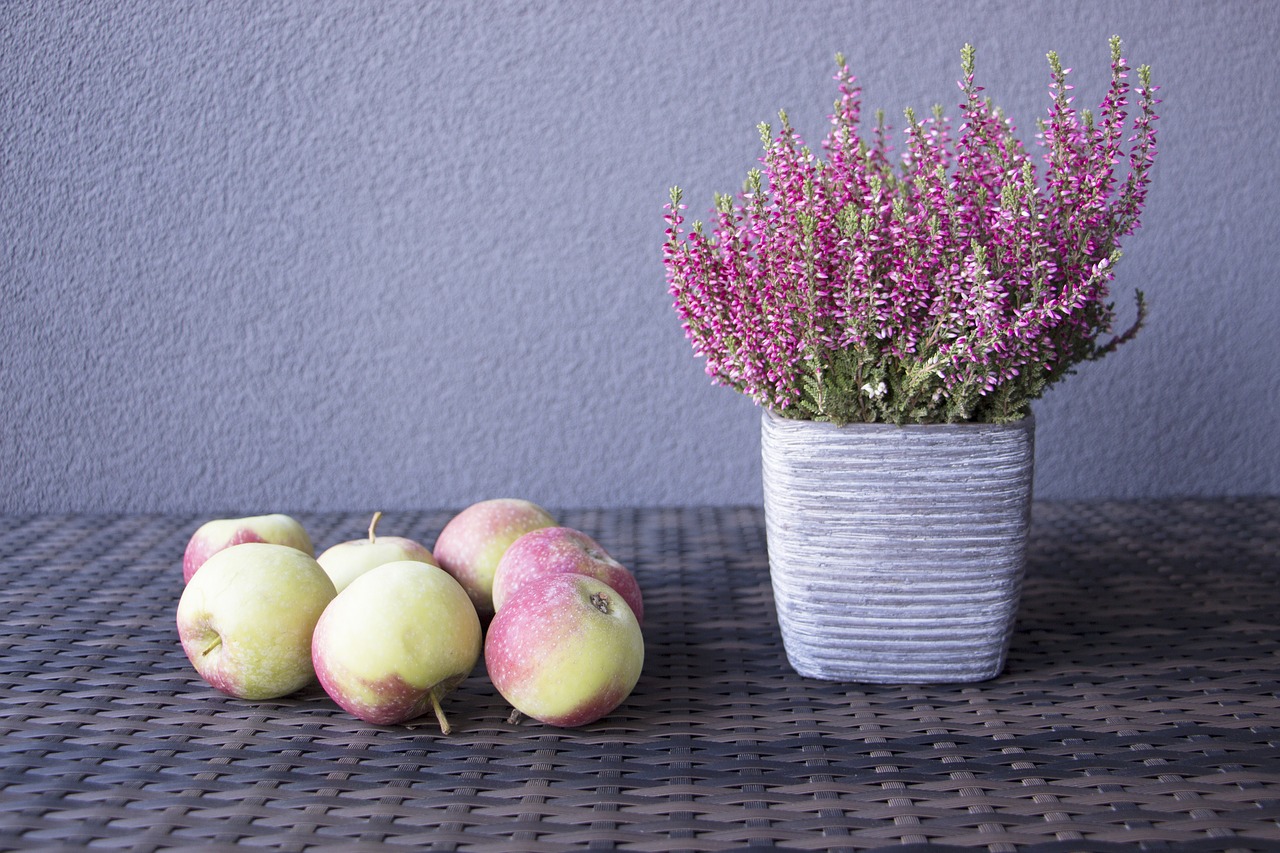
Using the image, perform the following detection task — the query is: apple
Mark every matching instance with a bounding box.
[485,573,644,728]
[312,560,481,732]
[317,511,437,593]
[433,498,556,615]
[492,527,644,624]
[176,542,336,700]
[183,513,313,582]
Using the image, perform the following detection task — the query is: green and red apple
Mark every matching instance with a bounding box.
[176,542,337,700]
[183,513,313,582]
[433,498,555,615]
[317,511,437,593]
[492,527,644,624]
[485,573,644,727]
[312,560,481,732]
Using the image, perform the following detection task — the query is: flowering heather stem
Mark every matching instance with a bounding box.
[665,39,1160,425]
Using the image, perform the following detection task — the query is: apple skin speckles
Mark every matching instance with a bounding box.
[176,543,335,700]
[313,650,459,726]
[311,561,481,731]
[492,526,644,624]
[433,499,556,615]
[183,514,313,583]
[485,573,643,728]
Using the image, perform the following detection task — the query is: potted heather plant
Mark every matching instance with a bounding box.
[663,38,1159,682]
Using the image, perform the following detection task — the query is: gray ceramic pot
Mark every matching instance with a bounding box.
[760,410,1035,683]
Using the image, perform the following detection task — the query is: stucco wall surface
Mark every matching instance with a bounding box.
[3,1,1277,512]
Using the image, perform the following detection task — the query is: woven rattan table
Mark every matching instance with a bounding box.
[2,500,1278,851]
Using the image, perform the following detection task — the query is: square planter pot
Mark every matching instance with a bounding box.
[760,410,1035,683]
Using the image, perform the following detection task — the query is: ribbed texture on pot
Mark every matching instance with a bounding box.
[761,410,1035,683]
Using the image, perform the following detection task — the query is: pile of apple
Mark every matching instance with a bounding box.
[175,499,645,732]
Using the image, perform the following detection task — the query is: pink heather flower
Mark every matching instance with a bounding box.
[664,39,1159,424]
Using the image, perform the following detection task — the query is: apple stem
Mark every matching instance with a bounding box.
[368,511,382,545]
[507,708,524,726]
[201,635,222,657]
[430,690,451,736]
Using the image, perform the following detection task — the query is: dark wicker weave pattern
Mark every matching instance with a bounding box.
[1,501,1278,851]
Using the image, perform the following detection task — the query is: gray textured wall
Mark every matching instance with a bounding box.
[3,1,1277,513]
